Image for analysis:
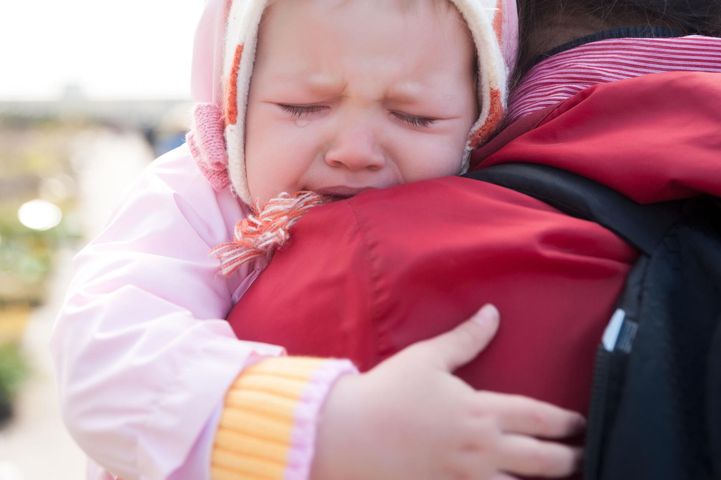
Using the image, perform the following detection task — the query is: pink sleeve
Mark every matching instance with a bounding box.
[51,147,285,479]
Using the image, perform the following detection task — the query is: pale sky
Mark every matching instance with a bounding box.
[0,1,204,100]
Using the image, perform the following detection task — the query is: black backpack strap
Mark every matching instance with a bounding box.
[465,163,684,255]
[467,163,721,480]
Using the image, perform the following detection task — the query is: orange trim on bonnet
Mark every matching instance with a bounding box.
[493,0,504,44]
[469,88,504,148]
[227,44,244,125]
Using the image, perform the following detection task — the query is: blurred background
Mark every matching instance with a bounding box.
[0,2,204,478]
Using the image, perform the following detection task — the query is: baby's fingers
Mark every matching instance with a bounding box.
[474,392,585,438]
[496,435,583,478]
[426,304,500,371]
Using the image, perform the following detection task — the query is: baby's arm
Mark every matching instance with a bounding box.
[51,148,354,479]
[210,307,584,480]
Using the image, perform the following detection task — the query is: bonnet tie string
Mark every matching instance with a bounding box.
[212,191,326,276]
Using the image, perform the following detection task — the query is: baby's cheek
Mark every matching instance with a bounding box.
[400,140,466,181]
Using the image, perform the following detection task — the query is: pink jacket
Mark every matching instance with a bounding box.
[51,147,269,478]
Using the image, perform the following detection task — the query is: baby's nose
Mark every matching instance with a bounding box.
[324,126,385,172]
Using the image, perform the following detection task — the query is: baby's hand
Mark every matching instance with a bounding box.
[311,305,585,480]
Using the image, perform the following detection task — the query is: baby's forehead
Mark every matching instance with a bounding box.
[266,0,452,7]
[260,0,469,44]
[257,0,474,68]
[347,0,455,12]
[265,0,460,18]
[252,0,478,93]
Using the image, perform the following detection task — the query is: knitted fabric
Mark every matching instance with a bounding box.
[212,357,358,479]
[508,35,721,123]
[186,103,231,192]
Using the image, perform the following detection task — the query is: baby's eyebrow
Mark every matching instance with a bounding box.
[272,72,346,95]
[384,83,425,105]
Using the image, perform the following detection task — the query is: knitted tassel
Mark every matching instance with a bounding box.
[212,191,327,276]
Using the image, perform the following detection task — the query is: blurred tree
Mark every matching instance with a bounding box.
[0,342,28,427]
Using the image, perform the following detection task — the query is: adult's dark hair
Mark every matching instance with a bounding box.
[516,0,721,78]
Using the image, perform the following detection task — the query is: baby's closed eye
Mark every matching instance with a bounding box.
[277,103,329,119]
[390,111,437,128]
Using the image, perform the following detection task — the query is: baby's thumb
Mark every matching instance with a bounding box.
[429,304,500,371]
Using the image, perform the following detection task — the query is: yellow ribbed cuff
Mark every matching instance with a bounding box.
[211,356,356,480]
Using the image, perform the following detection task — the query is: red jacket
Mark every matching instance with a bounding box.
[227,71,721,420]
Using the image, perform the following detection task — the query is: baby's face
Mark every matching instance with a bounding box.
[245,0,477,205]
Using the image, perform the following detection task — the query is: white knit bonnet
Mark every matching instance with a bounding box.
[188,0,519,206]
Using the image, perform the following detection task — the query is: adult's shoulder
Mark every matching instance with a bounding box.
[482,71,721,203]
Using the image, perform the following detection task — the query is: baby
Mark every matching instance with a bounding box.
[52,1,583,479]
[200,0,515,275]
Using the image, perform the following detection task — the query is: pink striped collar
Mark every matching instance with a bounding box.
[508,35,721,123]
